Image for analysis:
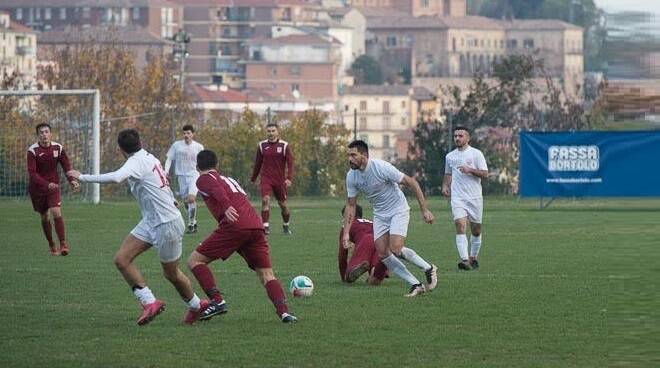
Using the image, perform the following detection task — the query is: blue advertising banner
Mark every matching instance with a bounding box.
[520,131,660,197]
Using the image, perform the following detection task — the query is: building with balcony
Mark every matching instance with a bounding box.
[0,0,182,38]
[340,84,436,161]
[0,11,37,84]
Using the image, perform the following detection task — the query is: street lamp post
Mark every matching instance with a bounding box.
[172,28,190,142]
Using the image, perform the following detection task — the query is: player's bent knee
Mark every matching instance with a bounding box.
[255,268,275,285]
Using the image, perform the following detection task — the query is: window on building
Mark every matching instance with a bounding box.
[290,83,299,92]
[401,100,406,108]
[382,101,390,114]
[45,8,51,20]
[16,8,22,20]
[270,67,277,76]
[344,105,349,112]
[36,8,41,20]
[500,39,504,48]
[421,0,430,8]
[452,38,456,51]
[401,117,407,125]
[289,65,300,76]
[523,39,534,49]
[82,7,90,19]
[383,135,390,148]
[359,117,367,130]
[383,116,391,129]
[132,7,140,20]
[386,36,397,47]
[507,39,517,49]
[360,100,367,111]
[60,8,66,20]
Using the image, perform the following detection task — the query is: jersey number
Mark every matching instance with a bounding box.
[153,164,169,188]
[220,176,246,195]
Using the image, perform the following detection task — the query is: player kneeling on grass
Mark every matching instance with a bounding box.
[339,205,437,288]
[186,149,297,324]
[69,129,207,326]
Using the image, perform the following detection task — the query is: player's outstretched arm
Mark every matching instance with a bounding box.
[69,165,132,184]
[401,175,434,224]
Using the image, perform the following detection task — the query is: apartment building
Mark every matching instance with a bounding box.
[0,11,37,84]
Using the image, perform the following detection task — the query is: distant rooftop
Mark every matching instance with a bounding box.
[345,85,434,100]
[39,26,168,44]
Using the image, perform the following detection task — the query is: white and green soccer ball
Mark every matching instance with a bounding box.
[289,275,314,297]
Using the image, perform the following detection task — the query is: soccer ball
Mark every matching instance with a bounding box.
[289,275,314,297]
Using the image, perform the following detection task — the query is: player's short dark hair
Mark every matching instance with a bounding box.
[182,124,194,133]
[453,126,470,135]
[348,140,369,154]
[266,123,278,129]
[117,129,142,154]
[197,150,217,171]
[35,123,51,133]
[341,204,363,218]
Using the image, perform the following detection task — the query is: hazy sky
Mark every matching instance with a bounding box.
[595,0,660,14]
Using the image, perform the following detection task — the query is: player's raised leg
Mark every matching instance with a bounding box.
[396,245,438,291]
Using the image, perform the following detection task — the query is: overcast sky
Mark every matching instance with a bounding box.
[594,0,660,14]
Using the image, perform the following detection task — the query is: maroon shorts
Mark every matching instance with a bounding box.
[347,236,386,281]
[29,189,61,214]
[260,181,287,202]
[196,228,272,269]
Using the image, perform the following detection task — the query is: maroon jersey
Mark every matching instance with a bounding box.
[338,218,375,281]
[196,170,263,231]
[251,139,294,184]
[27,142,73,193]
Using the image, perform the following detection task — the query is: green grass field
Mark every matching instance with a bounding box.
[0,197,658,367]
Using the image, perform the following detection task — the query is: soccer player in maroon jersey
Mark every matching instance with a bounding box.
[187,149,297,324]
[250,123,294,235]
[339,204,437,288]
[338,204,387,285]
[27,123,79,256]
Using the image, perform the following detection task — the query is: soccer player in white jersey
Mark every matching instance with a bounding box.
[342,140,438,297]
[69,129,207,326]
[165,125,204,234]
[442,126,489,270]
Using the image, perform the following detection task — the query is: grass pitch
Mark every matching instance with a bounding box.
[0,197,657,367]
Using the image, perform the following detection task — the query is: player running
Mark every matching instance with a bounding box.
[164,124,204,234]
[186,149,297,324]
[250,123,294,235]
[339,204,437,287]
[69,129,206,326]
[342,140,438,297]
[27,123,79,256]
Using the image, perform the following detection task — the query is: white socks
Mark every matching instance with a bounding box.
[381,254,420,286]
[188,202,196,225]
[133,286,156,305]
[456,234,469,261]
[470,235,482,258]
[399,247,431,271]
[186,294,201,311]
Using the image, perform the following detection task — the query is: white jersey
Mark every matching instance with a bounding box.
[165,140,204,176]
[346,158,410,217]
[444,146,488,200]
[79,149,181,227]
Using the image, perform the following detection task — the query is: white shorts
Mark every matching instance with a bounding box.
[131,216,185,263]
[177,174,199,198]
[451,197,483,223]
[373,210,410,240]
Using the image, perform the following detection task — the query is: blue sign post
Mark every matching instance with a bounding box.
[520,131,660,198]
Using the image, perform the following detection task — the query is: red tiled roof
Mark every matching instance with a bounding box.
[188,84,277,103]
[38,26,168,44]
[8,21,35,34]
